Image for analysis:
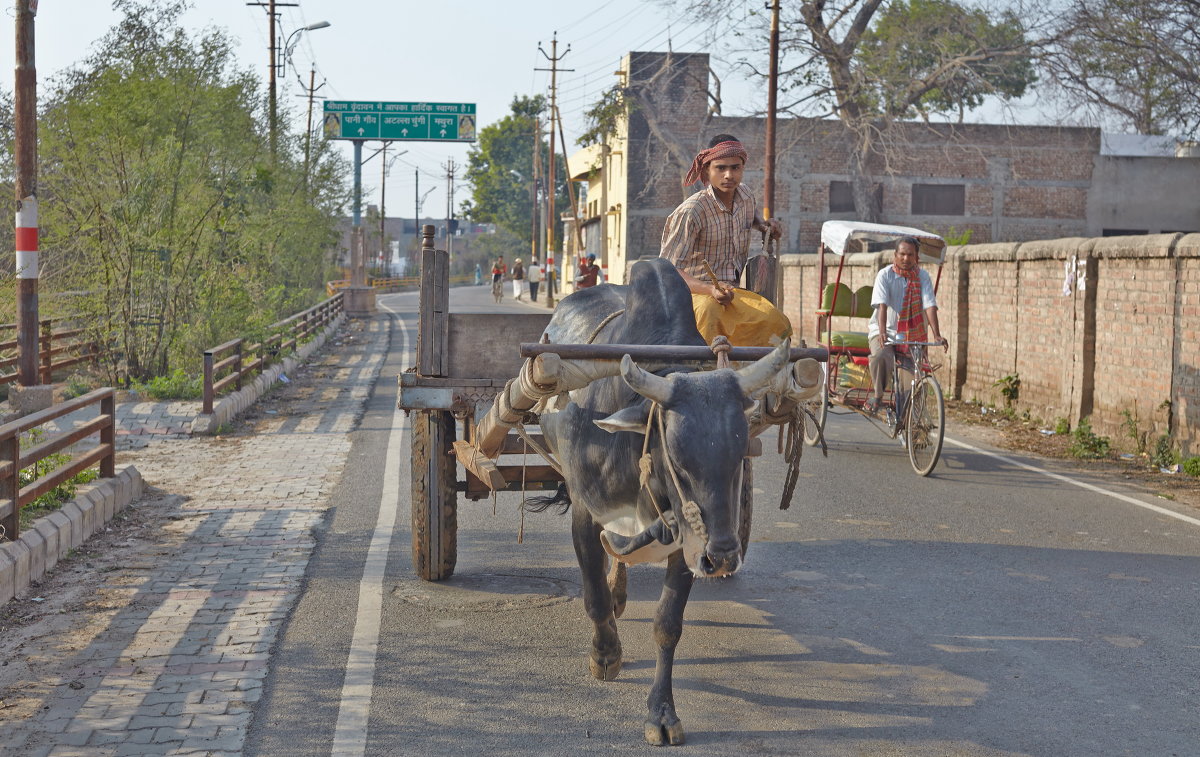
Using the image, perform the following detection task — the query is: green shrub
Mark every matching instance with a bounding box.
[1069,417,1111,459]
[132,369,202,400]
[993,373,1020,406]
[1150,435,1178,469]
[62,373,95,400]
[1054,417,1071,435]
[1183,457,1200,477]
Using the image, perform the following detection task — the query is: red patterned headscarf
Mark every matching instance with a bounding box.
[683,140,749,186]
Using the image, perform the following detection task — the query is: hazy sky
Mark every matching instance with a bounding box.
[0,1,1051,220]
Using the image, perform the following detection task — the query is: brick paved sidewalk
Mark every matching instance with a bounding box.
[0,315,391,756]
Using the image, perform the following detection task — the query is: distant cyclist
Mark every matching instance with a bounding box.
[491,256,507,303]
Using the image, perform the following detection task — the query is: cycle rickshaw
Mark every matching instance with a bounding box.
[801,220,948,476]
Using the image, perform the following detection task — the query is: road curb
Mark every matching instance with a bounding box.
[0,464,143,603]
[192,313,347,434]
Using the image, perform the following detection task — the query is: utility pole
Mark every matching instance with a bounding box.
[763,0,780,224]
[247,0,298,159]
[537,33,572,306]
[442,158,457,259]
[530,116,540,266]
[414,169,420,251]
[14,0,38,390]
[300,66,325,190]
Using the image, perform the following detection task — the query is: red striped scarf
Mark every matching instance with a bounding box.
[894,265,926,343]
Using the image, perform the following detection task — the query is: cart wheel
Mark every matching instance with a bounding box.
[906,376,945,477]
[802,366,828,447]
[738,458,753,559]
[411,410,458,581]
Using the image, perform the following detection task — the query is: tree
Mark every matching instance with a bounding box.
[461,95,566,248]
[34,0,347,383]
[859,0,1036,123]
[1042,0,1200,136]
[659,0,1040,221]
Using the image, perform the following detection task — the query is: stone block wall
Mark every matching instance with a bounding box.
[782,232,1200,455]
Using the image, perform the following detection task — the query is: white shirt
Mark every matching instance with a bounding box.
[529,263,544,283]
[868,266,937,342]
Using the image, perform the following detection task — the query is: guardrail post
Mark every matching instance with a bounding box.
[100,392,115,478]
[203,351,214,414]
[234,340,244,391]
[39,319,51,384]
[0,430,19,541]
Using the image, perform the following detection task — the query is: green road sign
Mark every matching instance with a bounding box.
[322,101,477,142]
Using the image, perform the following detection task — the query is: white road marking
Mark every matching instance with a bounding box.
[331,300,408,756]
[945,436,1200,528]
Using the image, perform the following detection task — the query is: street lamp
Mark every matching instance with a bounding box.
[271,21,331,157]
[284,21,331,66]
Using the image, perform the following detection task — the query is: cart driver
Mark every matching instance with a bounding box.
[865,236,948,416]
[659,134,791,347]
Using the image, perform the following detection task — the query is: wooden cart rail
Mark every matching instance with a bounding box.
[520,343,829,363]
[202,293,343,414]
[0,387,115,541]
[0,318,100,386]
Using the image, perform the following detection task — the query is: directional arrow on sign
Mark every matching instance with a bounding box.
[401,128,408,136]
[440,128,447,137]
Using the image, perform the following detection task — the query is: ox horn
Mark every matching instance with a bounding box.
[620,354,673,404]
[735,338,791,395]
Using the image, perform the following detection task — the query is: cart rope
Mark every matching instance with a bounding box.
[634,402,707,546]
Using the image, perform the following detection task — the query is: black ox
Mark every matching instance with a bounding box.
[535,258,789,745]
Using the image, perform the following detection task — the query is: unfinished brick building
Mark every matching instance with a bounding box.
[568,51,1198,281]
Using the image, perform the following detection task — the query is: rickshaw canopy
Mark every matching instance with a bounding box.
[820,220,947,264]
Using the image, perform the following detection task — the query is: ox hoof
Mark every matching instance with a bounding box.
[644,715,685,746]
[589,651,623,681]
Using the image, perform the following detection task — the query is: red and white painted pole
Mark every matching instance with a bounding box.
[14,0,39,387]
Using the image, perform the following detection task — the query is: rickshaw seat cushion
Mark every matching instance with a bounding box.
[830,331,870,353]
[820,283,875,319]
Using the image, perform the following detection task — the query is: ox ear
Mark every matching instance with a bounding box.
[594,400,652,435]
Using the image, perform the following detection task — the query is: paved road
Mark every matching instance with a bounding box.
[246,285,1200,756]
[2,283,1194,756]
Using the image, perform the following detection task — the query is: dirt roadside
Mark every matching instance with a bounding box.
[943,398,1200,512]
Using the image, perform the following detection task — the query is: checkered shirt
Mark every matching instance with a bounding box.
[659,184,758,285]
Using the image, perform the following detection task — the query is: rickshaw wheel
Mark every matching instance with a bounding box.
[802,369,828,447]
[906,376,945,477]
[739,458,753,558]
[411,409,458,581]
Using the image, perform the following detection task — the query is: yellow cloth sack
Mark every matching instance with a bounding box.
[691,288,793,347]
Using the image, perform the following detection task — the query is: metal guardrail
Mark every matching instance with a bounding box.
[201,293,344,414]
[0,318,99,385]
[0,387,115,541]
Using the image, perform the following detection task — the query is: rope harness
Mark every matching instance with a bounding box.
[636,401,708,547]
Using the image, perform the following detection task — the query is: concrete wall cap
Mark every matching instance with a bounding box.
[1015,238,1095,261]
[1092,232,1181,259]
[1173,233,1200,259]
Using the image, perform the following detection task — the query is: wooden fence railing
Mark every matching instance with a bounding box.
[0,387,115,541]
[0,318,99,385]
[201,293,344,414]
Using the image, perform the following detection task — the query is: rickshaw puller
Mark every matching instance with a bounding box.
[865,236,948,417]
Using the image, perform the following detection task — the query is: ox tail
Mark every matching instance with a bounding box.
[523,483,571,515]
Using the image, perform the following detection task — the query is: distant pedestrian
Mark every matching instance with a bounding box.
[575,253,600,289]
[474,263,482,286]
[528,257,543,302]
[511,258,526,301]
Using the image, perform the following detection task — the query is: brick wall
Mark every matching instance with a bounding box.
[782,232,1200,456]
